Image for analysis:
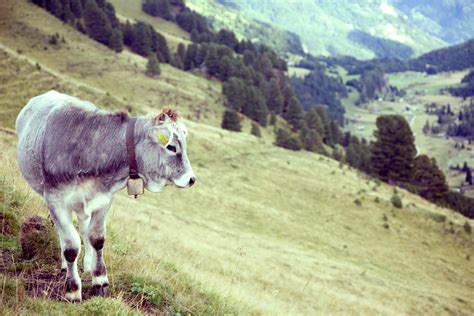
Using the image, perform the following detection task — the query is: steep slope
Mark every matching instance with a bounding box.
[1,1,474,315]
[188,0,474,59]
[393,0,474,45]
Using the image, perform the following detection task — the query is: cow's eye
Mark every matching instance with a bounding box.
[166,144,177,153]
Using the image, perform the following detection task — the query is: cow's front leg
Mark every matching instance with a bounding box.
[88,205,110,296]
[47,202,82,302]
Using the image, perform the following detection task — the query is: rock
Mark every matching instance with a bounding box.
[20,215,59,262]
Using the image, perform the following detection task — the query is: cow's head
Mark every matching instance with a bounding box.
[139,108,195,192]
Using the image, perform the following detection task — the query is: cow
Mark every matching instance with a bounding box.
[15,90,195,302]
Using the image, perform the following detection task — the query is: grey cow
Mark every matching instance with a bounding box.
[16,90,195,301]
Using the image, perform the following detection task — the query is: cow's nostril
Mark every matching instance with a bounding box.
[189,177,196,187]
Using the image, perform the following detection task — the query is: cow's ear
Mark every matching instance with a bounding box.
[155,113,167,125]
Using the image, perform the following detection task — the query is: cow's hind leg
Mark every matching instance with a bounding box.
[77,214,93,273]
[88,205,110,296]
[47,199,82,302]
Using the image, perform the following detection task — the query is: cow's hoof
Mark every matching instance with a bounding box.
[91,283,109,297]
[65,289,82,302]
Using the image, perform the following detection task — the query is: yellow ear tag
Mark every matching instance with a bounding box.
[157,132,169,146]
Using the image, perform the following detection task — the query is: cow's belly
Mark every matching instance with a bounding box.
[16,95,58,194]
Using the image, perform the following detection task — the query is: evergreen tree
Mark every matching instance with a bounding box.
[108,28,123,52]
[300,125,324,153]
[330,120,343,145]
[146,54,161,77]
[205,45,220,77]
[194,43,208,67]
[70,0,83,18]
[251,122,262,138]
[275,128,302,151]
[157,0,173,20]
[284,97,304,131]
[122,20,134,46]
[47,0,63,19]
[265,78,283,114]
[467,167,473,185]
[270,111,277,126]
[243,86,268,126]
[83,0,112,46]
[131,22,151,56]
[177,43,186,62]
[184,44,198,70]
[219,56,233,81]
[412,155,449,202]
[304,108,324,136]
[371,115,416,182]
[61,0,75,24]
[221,110,241,132]
[222,77,246,111]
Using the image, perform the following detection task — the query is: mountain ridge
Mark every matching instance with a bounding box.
[188,0,474,59]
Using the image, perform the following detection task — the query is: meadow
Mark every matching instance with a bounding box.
[1,0,474,314]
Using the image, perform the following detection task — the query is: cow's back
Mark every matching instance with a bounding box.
[16,91,97,194]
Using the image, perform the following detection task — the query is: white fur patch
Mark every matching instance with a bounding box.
[92,275,109,286]
[65,289,82,302]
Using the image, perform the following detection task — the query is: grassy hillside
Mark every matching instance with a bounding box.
[108,0,191,52]
[1,0,474,315]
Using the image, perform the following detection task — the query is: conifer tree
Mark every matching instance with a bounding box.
[108,28,123,52]
[70,0,83,18]
[467,167,473,185]
[205,45,220,76]
[131,22,151,56]
[412,155,449,201]
[275,128,302,151]
[184,44,198,70]
[146,54,160,77]
[221,110,241,132]
[284,97,304,131]
[222,77,246,112]
[371,115,416,182]
[265,78,283,114]
[83,0,112,46]
[177,43,186,62]
[304,108,324,136]
[251,122,262,138]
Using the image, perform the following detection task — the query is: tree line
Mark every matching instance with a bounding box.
[31,0,172,67]
[371,115,473,219]
[449,69,474,100]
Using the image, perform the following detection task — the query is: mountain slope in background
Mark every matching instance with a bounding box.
[189,0,474,59]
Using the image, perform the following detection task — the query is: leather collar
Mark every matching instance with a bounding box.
[126,117,140,179]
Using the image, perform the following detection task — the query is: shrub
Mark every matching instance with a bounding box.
[250,122,262,137]
[464,221,472,235]
[275,128,302,151]
[354,199,362,206]
[391,194,402,208]
[221,110,241,132]
[146,54,161,77]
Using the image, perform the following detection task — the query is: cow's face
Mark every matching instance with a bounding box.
[141,110,195,192]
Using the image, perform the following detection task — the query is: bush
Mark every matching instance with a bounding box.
[250,122,262,137]
[354,199,362,206]
[275,128,302,151]
[146,55,161,77]
[464,221,472,235]
[221,110,241,132]
[391,194,402,208]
